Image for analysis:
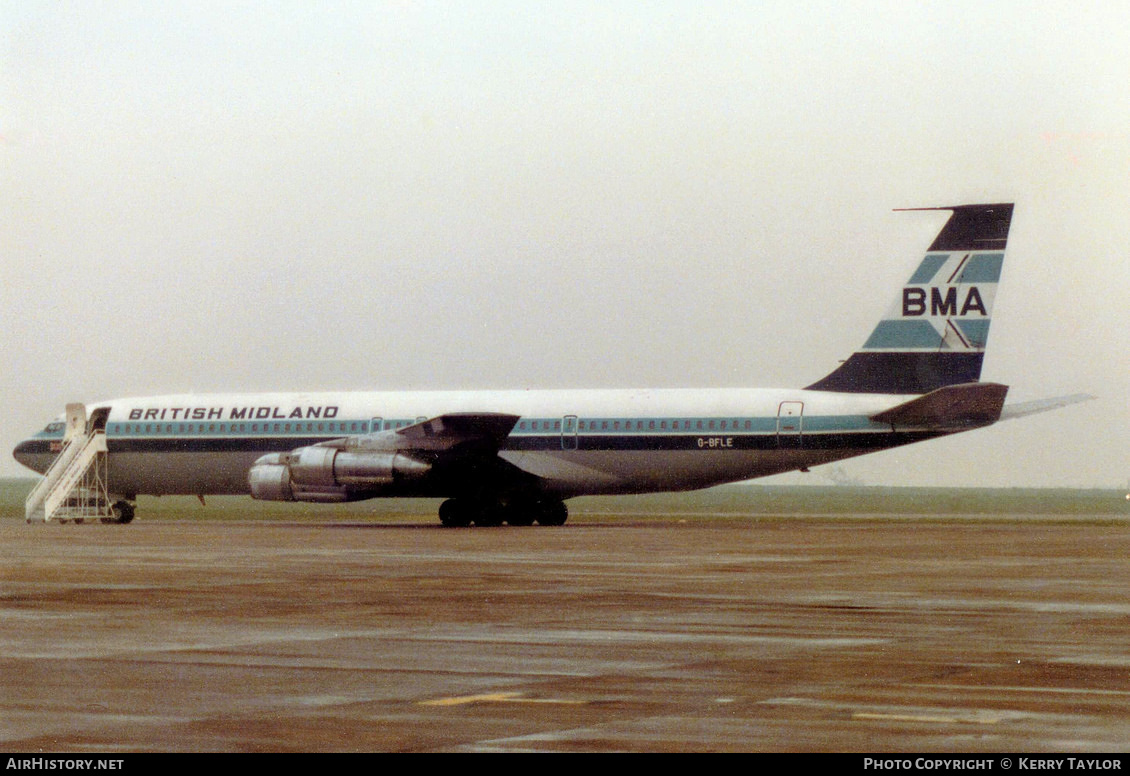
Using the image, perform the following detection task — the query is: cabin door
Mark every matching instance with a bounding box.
[776,402,804,448]
[561,415,578,451]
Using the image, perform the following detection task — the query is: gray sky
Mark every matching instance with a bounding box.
[2,1,1127,487]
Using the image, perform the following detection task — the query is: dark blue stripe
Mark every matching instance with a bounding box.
[109,437,334,454]
[512,431,942,452]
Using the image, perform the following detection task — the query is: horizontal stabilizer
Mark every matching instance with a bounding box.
[999,393,1095,421]
[870,382,1009,429]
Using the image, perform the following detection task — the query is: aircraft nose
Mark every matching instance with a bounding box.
[13,438,48,473]
[13,439,32,464]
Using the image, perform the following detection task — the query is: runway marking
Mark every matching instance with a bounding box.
[420,692,586,707]
[766,699,1004,726]
[852,711,1000,725]
[917,683,1130,697]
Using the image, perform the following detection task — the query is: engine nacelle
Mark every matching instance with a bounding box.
[333,450,431,485]
[289,446,339,488]
[248,454,294,501]
[248,447,431,502]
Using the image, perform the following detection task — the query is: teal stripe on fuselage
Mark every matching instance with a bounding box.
[109,420,371,437]
[85,412,887,442]
[535,414,881,435]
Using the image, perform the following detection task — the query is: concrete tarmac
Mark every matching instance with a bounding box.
[3,513,1130,752]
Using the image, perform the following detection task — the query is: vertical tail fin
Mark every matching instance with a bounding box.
[807,203,1014,394]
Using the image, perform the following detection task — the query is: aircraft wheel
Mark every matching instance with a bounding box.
[535,500,568,526]
[472,503,505,527]
[504,502,535,527]
[438,499,472,527]
[111,501,136,524]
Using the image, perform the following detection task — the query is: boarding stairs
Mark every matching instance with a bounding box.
[25,403,113,523]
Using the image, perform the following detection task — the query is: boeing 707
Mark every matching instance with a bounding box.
[14,203,1088,526]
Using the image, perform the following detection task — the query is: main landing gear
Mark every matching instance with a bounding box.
[438,497,568,527]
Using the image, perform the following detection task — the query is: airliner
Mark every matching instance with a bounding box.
[13,203,1086,526]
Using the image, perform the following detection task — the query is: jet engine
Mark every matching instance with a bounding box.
[249,446,431,502]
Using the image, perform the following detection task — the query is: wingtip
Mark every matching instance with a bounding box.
[999,393,1095,421]
[893,202,1015,212]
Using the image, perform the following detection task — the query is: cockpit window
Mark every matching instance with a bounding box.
[44,422,65,434]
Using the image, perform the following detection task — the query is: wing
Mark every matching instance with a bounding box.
[250,412,525,503]
[325,412,522,454]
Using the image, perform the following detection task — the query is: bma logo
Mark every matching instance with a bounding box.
[903,286,987,317]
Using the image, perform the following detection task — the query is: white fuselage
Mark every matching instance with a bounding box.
[15,387,943,499]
